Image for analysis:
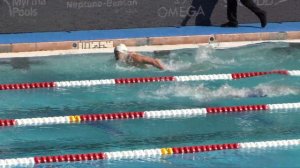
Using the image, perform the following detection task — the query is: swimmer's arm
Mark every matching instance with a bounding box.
[131,53,164,70]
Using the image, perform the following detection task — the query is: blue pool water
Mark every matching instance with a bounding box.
[0,42,299,167]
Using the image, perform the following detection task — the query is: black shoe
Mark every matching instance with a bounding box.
[257,11,267,28]
[221,22,238,27]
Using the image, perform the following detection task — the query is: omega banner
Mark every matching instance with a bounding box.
[0,0,299,34]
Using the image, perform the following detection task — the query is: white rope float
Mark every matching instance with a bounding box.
[0,70,299,91]
[1,102,299,127]
[0,139,299,167]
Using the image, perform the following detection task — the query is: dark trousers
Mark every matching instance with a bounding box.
[227,0,264,24]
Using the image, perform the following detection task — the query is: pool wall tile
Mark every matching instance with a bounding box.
[113,38,148,47]
[0,44,12,53]
[215,33,261,42]
[35,42,74,51]
[3,31,300,53]
[149,35,211,45]
[269,32,288,40]
[287,31,300,39]
[12,43,37,52]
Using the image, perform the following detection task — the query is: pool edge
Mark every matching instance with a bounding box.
[0,31,300,54]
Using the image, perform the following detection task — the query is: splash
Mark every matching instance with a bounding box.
[139,83,299,101]
[162,45,234,71]
[255,83,299,97]
[195,45,215,63]
[194,45,235,70]
[162,52,193,71]
[115,62,140,71]
[163,60,192,71]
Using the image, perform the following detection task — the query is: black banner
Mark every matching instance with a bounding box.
[0,0,299,34]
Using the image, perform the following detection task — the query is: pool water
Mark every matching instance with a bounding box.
[0,42,299,167]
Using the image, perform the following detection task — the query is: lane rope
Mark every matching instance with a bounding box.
[1,102,299,127]
[0,70,299,91]
[0,139,299,167]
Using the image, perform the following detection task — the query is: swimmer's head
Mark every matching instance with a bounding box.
[114,44,128,61]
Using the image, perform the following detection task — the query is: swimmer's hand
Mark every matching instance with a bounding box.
[153,59,165,70]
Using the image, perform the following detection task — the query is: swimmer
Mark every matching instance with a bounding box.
[114,44,165,70]
[196,85,268,99]
[246,89,267,98]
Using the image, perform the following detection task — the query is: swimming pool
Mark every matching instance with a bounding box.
[0,42,299,167]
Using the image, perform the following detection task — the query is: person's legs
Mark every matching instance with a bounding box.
[240,0,267,27]
[227,0,238,24]
[221,0,238,27]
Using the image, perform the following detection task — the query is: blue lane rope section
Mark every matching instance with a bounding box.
[0,22,300,44]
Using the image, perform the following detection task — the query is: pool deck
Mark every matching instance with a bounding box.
[0,22,300,53]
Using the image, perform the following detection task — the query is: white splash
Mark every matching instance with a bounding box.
[115,62,140,71]
[162,52,193,71]
[139,83,300,101]
[195,45,215,63]
[197,45,235,64]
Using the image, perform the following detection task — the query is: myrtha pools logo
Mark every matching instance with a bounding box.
[1,0,46,17]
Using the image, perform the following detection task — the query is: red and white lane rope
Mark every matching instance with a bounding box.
[1,102,299,127]
[0,70,299,91]
[0,139,299,167]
